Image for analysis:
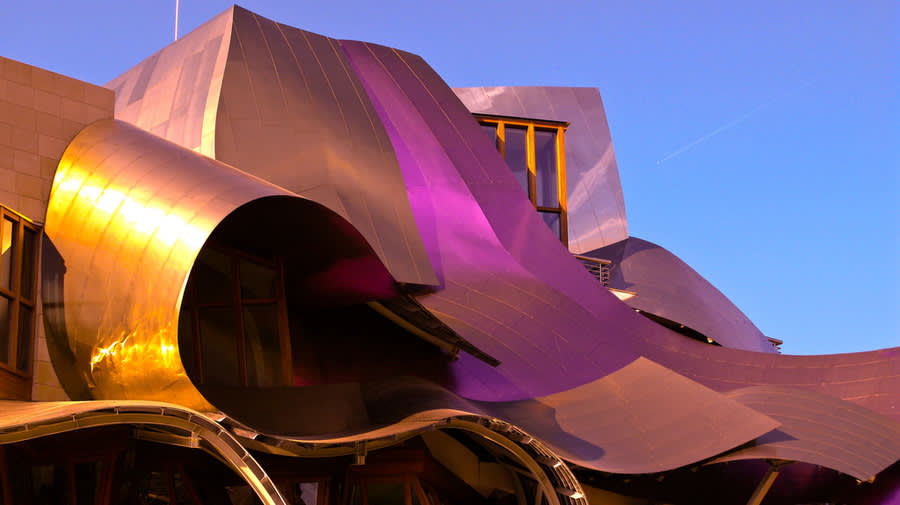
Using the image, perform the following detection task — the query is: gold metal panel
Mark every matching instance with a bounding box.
[42,119,309,411]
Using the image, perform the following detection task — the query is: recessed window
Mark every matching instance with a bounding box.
[179,244,291,388]
[0,207,39,375]
[476,114,569,243]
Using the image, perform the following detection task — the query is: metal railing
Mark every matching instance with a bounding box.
[573,255,611,287]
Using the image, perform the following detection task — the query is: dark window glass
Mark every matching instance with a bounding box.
[194,248,232,304]
[243,304,281,387]
[504,125,529,193]
[240,258,276,300]
[540,211,561,239]
[0,296,9,363]
[1,219,16,291]
[481,123,499,147]
[199,307,240,386]
[16,305,32,371]
[19,228,35,301]
[534,129,559,207]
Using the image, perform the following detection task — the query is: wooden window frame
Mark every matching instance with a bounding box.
[181,242,292,387]
[0,207,39,381]
[475,114,569,244]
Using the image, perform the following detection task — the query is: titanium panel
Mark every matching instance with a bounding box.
[587,236,774,352]
[716,386,900,480]
[106,7,232,155]
[484,357,780,474]
[453,86,629,253]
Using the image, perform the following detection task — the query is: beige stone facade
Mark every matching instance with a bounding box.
[0,56,114,401]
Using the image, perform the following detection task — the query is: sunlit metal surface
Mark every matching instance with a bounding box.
[453,86,628,253]
[0,400,287,505]
[586,236,775,352]
[43,119,392,411]
[107,6,436,288]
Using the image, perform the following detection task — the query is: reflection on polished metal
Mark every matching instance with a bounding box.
[0,400,287,505]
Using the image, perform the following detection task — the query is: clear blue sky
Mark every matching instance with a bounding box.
[2,1,897,354]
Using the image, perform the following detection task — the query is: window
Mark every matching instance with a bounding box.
[179,244,291,388]
[0,207,39,376]
[476,114,569,243]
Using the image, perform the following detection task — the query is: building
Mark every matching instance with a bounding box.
[0,5,897,504]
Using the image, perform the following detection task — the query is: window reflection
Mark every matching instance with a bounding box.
[534,129,558,207]
[504,125,530,194]
[181,244,288,388]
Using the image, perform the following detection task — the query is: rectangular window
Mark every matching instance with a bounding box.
[475,114,569,244]
[181,244,291,388]
[0,208,39,380]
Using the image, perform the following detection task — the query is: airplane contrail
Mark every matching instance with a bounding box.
[656,77,819,165]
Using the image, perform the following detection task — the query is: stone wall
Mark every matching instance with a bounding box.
[0,56,114,401]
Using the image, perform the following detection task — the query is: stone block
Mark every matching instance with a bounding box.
[13,150,40,176]
[15,173,43,199]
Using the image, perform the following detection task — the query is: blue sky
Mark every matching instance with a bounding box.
[2,1,896,354]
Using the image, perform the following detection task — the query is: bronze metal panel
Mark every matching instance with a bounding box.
[714,386,900,481]
[453,86,629,253]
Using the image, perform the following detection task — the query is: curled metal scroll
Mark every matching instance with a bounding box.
[42,119,394,412]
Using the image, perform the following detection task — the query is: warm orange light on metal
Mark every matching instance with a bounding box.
[44,120,319,412]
